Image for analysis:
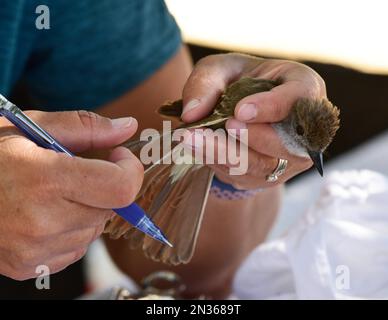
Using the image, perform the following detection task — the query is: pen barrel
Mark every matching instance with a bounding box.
[114,204,146,227]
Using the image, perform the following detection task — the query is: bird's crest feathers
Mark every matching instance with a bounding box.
[292,98,340,152]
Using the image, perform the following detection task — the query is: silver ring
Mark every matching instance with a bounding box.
[266,158,288,182]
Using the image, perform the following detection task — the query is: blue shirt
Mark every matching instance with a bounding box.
[0,0,181,110]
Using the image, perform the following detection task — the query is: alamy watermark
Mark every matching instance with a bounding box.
[139,121,249,175]
[35,5,50,30]
[335,265,350,291]
[35,265,50,290]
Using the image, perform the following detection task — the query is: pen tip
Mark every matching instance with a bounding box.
[156,230,173,247]
[165,239,173,248]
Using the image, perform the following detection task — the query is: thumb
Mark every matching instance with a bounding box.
[24,110,138,153]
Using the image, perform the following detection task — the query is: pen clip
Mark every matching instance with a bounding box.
[0,94,55,145]
[13,109,55,145]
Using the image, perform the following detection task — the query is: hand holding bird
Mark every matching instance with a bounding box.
[104,53,340,266]
[181,54,339,189]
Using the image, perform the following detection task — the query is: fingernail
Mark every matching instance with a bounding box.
[111,117,133,129]
[237,103,257,121]
[182,99,200,115]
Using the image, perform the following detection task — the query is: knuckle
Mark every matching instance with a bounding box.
[76,110,99,131]
[76,110,100,148]
[111,182,137,208]
[73,248,88,262]
[15,250,34,265]
[299,156,313,170]
[185,70,213,93]
[90,225,105,243]
[308,70,327,97]
[196,54,218,67]
[303,80,323,100]
[102,210,115,224]
[24,216,49,241]
[131,157,145,177]
[48,261,69,275]
[49,249,88,275]
[185,56,225,96]
[7,269,32,281]
[315,76,327,96]
[113,164,143,207]
[271,98,285,120]
[11,246,38,268]
[298,66,327,98]
[289,154,312,170]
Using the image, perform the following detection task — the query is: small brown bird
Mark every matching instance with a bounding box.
[104,77,340,265]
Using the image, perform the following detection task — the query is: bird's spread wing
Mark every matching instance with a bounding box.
[104,132,214,265]
[104,77,280,265]
[142,164,213,265]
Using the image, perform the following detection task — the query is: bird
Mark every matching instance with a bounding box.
[104,77,340,265]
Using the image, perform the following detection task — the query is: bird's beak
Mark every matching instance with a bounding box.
[308,151,324,176]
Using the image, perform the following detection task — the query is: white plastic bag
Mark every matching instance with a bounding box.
[233,170,388,299]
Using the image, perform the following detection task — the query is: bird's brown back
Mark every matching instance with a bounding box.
[158,77,279,130]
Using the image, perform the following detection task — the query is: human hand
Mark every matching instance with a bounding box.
[0,110,143,280]
[181,53,327,189]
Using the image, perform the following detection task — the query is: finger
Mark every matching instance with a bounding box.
[181,127,263,178]
[226,118,313,179]
[16,225,104,267]
[227,118,316,173]
[47,225,104,256]
[3,136,144,210]
[30,200,113,234]
[226,118,298,160]
[208,148,278,190]
[60,205,113,231]
[181,55,245,123]
[210,165,279,190]
[181,129,239,167]
[235,79,324,123]
[55,146,144,208]
[24,110,138,153]
[211,148,311,190]
[44,248,88,276]
[2,245,88,280]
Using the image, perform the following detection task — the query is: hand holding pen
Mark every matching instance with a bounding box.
[0,96,169,280]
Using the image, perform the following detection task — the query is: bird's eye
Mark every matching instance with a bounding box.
[296,125,305,135]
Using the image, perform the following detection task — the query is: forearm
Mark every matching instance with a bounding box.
[104,185,282,298]
[202,185,282,251]
[188,185,283,294]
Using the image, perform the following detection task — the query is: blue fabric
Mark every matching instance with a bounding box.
[211,174,243,192]
[0,0,181,110]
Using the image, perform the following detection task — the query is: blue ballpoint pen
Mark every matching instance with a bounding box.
[0,94,172,247]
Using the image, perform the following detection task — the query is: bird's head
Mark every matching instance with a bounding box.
[273,98,340,176]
